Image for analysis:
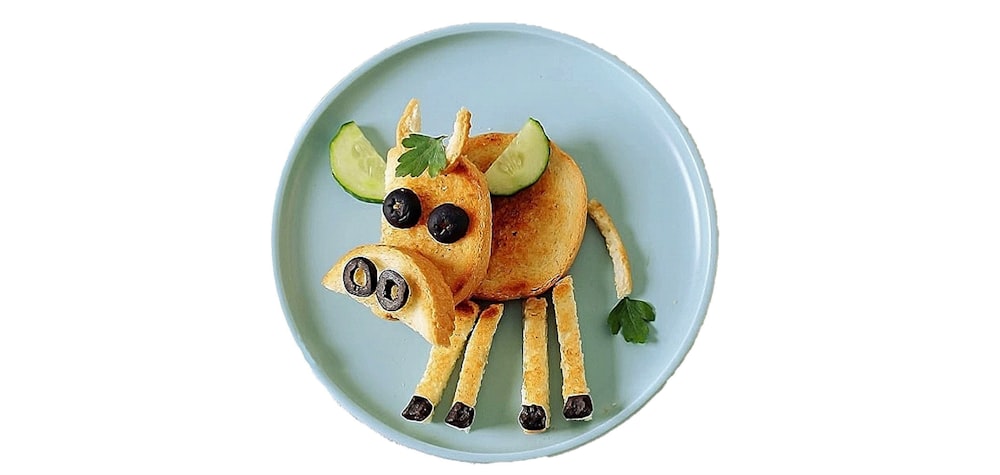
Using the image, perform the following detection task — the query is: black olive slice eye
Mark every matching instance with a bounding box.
[383,188,421,229]
[427,203,470,244]
[342,256,376,297]
[375,269,409,312]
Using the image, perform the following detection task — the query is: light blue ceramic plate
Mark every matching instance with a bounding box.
[273,23,717,462]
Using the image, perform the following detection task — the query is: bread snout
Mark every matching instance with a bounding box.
[322,244,455,346]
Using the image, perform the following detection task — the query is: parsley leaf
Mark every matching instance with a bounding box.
[608,297,656,343]
[395,134,447,178]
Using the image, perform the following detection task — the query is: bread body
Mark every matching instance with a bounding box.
[463,133,588,301]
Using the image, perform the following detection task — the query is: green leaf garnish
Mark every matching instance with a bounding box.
[395,134,447,178]
[608,297,656,344]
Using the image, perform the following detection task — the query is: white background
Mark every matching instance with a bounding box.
[2,1,998,474]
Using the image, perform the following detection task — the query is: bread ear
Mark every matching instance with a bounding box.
[386,98,422,179]
[444,107,471,172]
[395,98,421,148]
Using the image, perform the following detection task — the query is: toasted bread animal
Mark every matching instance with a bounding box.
[322,244,455,346]
[463,133,588,301]
[382,102,492,304]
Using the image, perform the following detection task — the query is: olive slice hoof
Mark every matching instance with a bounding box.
[444,402,475,430]
[563,394,593,421]
[401,395,433,422]
[518,404,547,432]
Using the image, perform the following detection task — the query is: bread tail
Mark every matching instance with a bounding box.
[587,199,632,299]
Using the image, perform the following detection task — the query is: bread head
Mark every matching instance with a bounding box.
[322,244,455,346]
[382,104,492,304]
[463,133,588,301]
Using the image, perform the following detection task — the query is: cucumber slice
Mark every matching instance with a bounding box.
[485,118,551,196]
[329,121,386,203]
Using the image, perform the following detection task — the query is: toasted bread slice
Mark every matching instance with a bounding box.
[401,300,479,423]
[382,103,492,304]
[444,303,504,432]
[520,297,550,433]
[463,133,588,301]
[322,244,454,346]
[552,276,593,421]
[588,199,633,299]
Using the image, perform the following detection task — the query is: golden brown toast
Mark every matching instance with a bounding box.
[321,244,455,346]
[588,199,633,299]
[520,297,550,433]
[381,103,492,305]
[402,300,480,423]
[552,275,593,421]
[463,133,588,301]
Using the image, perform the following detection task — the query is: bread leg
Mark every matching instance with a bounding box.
[552,276,594,421]
[400,301,479,423]
[519,297,550,433]
[444,303,503,432]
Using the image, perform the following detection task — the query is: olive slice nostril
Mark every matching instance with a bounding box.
[342,256,376,297]
[383,188,421,228]
[427,203,469,244]
[375,269,409,311]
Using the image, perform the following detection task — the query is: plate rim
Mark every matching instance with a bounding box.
[272,21,719,463]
